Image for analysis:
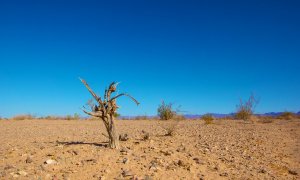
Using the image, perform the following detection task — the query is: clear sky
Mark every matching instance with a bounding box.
[0,0,299,118]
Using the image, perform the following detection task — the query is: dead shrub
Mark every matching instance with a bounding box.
[202,114,214,124]
[157,101,176,120]
[141,130,151,140]
[278,112,295,120]
[235,93,259,121]
[159,119,180,136]
[11,114,35,120]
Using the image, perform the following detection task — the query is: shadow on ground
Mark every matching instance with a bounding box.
[56,141,108,147]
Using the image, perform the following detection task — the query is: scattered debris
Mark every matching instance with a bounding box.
[119,133,129,141]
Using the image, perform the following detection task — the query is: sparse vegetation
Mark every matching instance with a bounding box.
[38,114,82,120]
[235,93,259,121]
[258,119,274,124]
[134,115,149,120]
[202,114,214,124]
[278,111,295,120]
[65,113,81,120]
[157,101,176,120]
[11,114,35,120]
[160,120,180,136]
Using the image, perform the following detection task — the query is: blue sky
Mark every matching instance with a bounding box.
[0,0,299,117]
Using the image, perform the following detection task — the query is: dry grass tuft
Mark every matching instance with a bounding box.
[277,112,295,120]
[202,114,214,124]
[159,119,181,136]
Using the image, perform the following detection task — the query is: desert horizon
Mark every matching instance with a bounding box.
[1,0,299,179]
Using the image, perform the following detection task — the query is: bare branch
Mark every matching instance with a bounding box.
[105,81,117,101]
[81,108,102,117]
[79,78,103,106]
[110,93,140,105]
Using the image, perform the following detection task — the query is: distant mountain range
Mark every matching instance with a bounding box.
[120,111,300,119]
[184,111,300,119]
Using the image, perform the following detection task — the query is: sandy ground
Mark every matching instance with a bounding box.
[0,119,299,180]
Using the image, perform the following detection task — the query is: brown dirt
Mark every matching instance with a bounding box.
[0,119,299,180]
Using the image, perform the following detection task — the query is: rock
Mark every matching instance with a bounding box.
[193,157,204,165]
[149,162,160,172]
[177,160,185,167]
[10,172,19,178]
[123,158,129,164]
[176,146,186,152]
[120,147,129,155]
[219,172,228,177]
[142,131,150,140]
[67,150,79,155]
[121,169,133,177]
[26,156,33,163]
[288,169,298,175]
[82,159,97,165]
[258,169,266,173]
[44,159,57,165]
[119,133,129,141]
[160,150,172,156]
[4,164,15,170]
[17,170,28,176]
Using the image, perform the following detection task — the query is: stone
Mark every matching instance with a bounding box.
[121,169,133,177]
[18,171,27,176]
[119,133,129,141]
[45,159,57,165]
[219,172,228,177]
[82,159,97,165]
[26,156,33,163]
[123,158,129,164]
[160,150,172,156]
[10,172,19,178]
[193,157,204,165]
[177,160,185,167]
[288,169,298,175]
[258,169,266,173]
[4,164,15,170]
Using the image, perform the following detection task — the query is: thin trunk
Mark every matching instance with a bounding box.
[108,116,120,149]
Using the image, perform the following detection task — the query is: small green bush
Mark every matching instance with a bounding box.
[202,114,214,124]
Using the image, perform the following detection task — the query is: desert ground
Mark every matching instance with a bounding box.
[0,119,299,180]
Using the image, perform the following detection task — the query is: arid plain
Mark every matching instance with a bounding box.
[0,119,299,180]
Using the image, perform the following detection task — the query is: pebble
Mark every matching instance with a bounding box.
[121,169,133,177]
[123,158,129,164]
[45,159,58,165]
[26,156,33,163]
[119,133,129,141]
[288,169,298,175]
